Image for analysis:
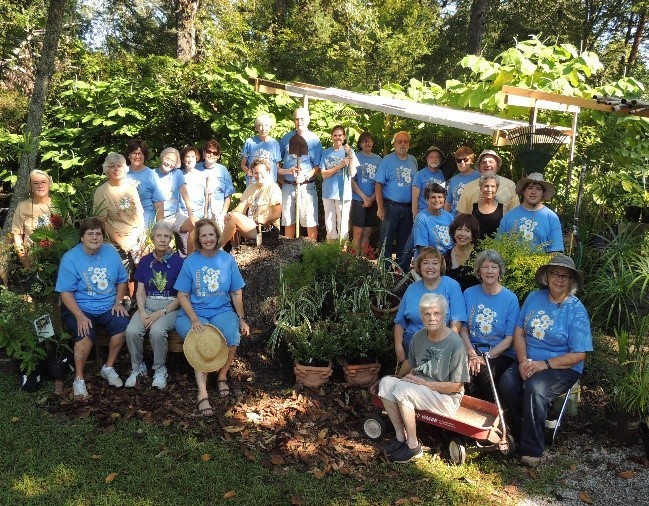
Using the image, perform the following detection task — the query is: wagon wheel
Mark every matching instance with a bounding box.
[449,438,467,465]
[362,413,386,441]
[500,433,516,457]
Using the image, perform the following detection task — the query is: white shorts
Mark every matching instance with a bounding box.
[281,182,318,228]
[378,375,460,416]
[163,211,190,233]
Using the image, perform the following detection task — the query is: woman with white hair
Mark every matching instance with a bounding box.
[11,169,54,268]
[378,292,469,463]
[93,153,145,276]
[154,147,195,255]
[240,113,281,185]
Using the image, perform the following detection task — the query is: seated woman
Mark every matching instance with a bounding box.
[219,158,282,248]
[394,247,466,364]
[500,255,593,467]
[124,221,184,390]
[461,250,519,402]
[472,173,504,240]
[413,183,454,255]
[443,213,481,292]
[174,219,250,416]
[11,169,53,269]
[379,293,469,463]
[55,217,130,398]
[93,153,145,278]
[154,147,196,256]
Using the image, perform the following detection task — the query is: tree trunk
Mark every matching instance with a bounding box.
[175,0,199,63]
[628,9,647,70]
[2,0,68,236]
[466,0,489,55]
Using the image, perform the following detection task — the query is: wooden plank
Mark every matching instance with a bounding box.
[505,94,581,113]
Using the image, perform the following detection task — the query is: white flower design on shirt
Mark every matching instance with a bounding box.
[475,304,497,335]
[201,266,220,293]
[517,217,537,241]
[88,266,109,291]
[530,310,554,340]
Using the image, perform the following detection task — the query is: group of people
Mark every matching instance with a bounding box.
[8,105,589,468]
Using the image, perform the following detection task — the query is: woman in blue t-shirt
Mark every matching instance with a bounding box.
[461,249,519,402]
[500,255,593,467]
[175,219,250,414]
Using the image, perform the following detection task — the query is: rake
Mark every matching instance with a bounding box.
[506,126,569,176]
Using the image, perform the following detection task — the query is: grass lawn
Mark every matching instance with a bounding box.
[0,372,564,506]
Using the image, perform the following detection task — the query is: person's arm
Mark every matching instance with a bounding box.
[459,324,483,375]
[220,196,231,216]
[179,184,195,223]
[230,289,250,337]
[411,186,420,220]
[112,282,129,316]
[240,156,249,173]
[60,292,93,338]
[321,157,347,179]
[394,324,407,364]
[154,201,164,222]
[402,373,464,394]
[489,335,513,359]
[375,182,385,220]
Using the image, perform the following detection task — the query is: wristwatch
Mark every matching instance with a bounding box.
[544,359,552,369]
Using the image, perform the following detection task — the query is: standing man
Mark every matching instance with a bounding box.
[375,131,418,266]
[456,150,518,214]
[498,173,564,253]
[240,113,282,185]
[279,107,323,240]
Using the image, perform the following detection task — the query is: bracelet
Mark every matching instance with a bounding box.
[238,315,245,320]
[544,359,552,370]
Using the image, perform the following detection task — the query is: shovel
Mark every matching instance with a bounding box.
[288,134,308,238]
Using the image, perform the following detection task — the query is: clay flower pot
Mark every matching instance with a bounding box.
[342,359,381,388]
[293,360,333,388]
[370,293,400,320]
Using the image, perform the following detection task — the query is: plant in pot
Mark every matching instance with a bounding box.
[368,245,402,318]
[336,313,391,387]
[42,330,73,380]
[288,321,342,388]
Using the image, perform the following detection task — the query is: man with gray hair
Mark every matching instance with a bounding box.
[456,150,518,214]
[375,131,418,265]
[240,113,281,185]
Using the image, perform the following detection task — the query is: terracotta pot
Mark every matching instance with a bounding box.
[605,407,641,445]
[370,293,400,320]
[342,359,380,388]
[293,360,333,388]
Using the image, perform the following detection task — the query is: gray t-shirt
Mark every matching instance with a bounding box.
[408,329,470,400]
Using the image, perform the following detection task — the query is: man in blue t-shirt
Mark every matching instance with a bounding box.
[375,131,418,266]
[498,173,564,252]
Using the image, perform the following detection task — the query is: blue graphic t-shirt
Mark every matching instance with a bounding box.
[446,171,480,216]
[498,206,564,252]
[353,152,382,202]
[180,169,208,219]
[413,209,454,254]
[174,250,245,319]
[374,152,418,203]
[279,130,323,173]
[463,285,519,358]
[517,289,593,373]
[413,168,446,213]
[55,243,128,315]
[241,135,281,184]
[126,167,165,226]
[196,162,235,217]
[320,146,357,200]
[154,167,186,217]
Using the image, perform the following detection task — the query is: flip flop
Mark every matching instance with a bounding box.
[217,380,230,398]
[197,397,214,417]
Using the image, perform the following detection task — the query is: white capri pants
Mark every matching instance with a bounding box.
[322,198,351,241]
[378,375,460,416]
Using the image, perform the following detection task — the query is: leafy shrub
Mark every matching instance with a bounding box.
[286,321,342,365]
[335,313,391,361]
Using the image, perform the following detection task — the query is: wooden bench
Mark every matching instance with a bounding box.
[94,327,185,365]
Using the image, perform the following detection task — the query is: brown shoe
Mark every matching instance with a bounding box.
[521,455,541,467]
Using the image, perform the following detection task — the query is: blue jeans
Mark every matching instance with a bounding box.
[399,231,415,272]
[379,201,413,266]
[500,364,580,457]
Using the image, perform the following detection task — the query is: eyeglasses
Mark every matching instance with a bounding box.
[456,157,470,163]
[548,270,571,281]
[84,231,103,237]
[205,150,219,155]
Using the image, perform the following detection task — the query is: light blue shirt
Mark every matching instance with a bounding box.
[413,209,454,254]
[279,130,323,170]
[197,162,235,216]
[413,168,446,212]
[446,171,480,216]
[126,167,165,226]
[353,152,381,202]
[180,169,208,219]
[374,152,418,203]
[498,205,564,252]
[320,146,357,200]
[241,135,281,184]
[154,167,186,217]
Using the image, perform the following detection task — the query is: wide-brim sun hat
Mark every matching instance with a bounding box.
[515,172,556,200]
[476,149,502,169]
[535,254,583,292]
[183,324,228,373]
[423,145,444,159]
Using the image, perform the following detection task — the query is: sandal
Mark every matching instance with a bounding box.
[217,380,230,398]
[197,397,214,417]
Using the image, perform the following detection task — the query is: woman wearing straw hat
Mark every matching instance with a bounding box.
[174,218,249,415]
[499,255,592,467]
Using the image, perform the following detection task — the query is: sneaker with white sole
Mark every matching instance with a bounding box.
[124,362,147,388]
[389,442,423,463]
[73,378,89,398]
[101,365,123,387]
[152,366,168,390]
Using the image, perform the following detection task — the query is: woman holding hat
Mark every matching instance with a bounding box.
[11,169,54,268]
[174,218,249,414]
[499,255,592,467]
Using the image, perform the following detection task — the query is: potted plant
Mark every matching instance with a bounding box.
[368,245,402,318]
[42,330,73,380]
[336,313,391,387]
[288,322,341,388]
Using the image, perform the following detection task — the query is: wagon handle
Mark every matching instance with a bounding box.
[480,349,508,445]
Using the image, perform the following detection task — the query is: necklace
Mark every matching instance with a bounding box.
[549,292,568,307]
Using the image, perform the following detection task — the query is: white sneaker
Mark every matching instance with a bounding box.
[124,362,148,388]
[152,366,168,390]
[73,378,89,398]
[101,365,123,388]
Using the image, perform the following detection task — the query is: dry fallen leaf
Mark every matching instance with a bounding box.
[162,419,172,427]
[617,470,635,479]
[91,454,102,460]
[110,412,121,420]
[105,472,117,484]
[10,417,20,423]
[289,496,306,505]
[578,490,593,504]
[311,467,326,479]
[223,425,245,433]
[201,453,211,462]
[223,491,236,499]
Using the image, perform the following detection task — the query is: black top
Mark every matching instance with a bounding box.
[444,249,479,293]
[472,202,504,240]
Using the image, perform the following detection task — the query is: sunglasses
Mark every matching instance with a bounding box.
[455,157,470,163]
[205,149,219,155]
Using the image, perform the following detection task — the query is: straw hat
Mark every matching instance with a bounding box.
[476,149,502,169]
[535,254,583,292]
[183,324,228,372]
[515,172,555,200]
